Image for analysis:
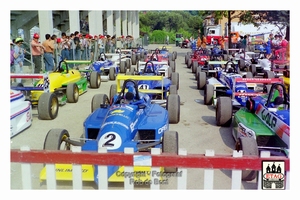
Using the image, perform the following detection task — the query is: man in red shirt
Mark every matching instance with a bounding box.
[31,33,45,73]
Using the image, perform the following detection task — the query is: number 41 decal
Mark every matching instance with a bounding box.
[99,132,122,150]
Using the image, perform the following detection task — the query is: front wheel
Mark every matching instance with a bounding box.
[216,96,232,127]
[91,94,109,113]
[67,83,79,103]
[43,129,71,150]
[162,131,179,173]
[38,93,59,120]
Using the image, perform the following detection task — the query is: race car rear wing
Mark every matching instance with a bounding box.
[10,73,50,93]
[233,77,283,98]
[115,74,165,99]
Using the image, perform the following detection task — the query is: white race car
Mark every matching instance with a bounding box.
[10,89,32,138]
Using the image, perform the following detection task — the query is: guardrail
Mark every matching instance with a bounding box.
[10,147,290,190]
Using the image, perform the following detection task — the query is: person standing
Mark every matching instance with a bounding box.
[60,32,70,61]
[201,35,207,49]
[42,34,55,72]
[13,37,25,83]
[73,31,82,60]
[166,35,169,45]
[31,33,45,73]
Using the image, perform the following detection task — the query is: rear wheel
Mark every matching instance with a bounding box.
[43,129,70,150]
[162,131,179,173]
[192,61,198,73]
[216,96,232,127]
[91,94,109,113]
[169,84,177,95]
[204,84,214,105]
[109,67,116,80]
[120,61,126,73]
[264,70,275,78]
[187,59,192,68]
[131,54,136,65]
[38,93,59,120]
[89,71,101,88]
[169,61,176,72]
[66,83,79,103]
[170,72,179,90]
[239,137,259,181]
[109,84,117,103]
[167,94,180,124]
[197,72,206,90]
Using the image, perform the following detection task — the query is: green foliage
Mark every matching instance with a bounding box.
[139,11,204,44]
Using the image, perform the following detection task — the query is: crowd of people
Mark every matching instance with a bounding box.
[10,31,135,81]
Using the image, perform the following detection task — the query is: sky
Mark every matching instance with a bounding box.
[3,0,298,198]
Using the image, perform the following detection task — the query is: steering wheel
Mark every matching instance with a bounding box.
[224,61,237,73]
[56,60,69,73]
[144,61,156,74]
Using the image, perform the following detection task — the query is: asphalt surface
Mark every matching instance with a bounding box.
[10,44,257,190]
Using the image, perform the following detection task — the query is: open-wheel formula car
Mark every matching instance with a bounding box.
[39,79,180,185]
[11,60,101,120]
[217,82,289,181]
[145,46,177,64]
[187,48,210,74]
[10,89,32,138]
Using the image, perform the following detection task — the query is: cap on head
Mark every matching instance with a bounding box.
[33,33,39,39]
[15,37,24,43]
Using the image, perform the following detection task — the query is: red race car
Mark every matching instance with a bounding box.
[186,48,210,73]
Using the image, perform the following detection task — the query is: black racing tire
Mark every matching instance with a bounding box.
[66,83,79,103]
[169,60,176,72]
[126,59,131,69]
[131,54,137,65]
[263,70,275,78]
[89,71,101,88]
[173,51,177,60]
[109,84,117,102]
[167,94,180,124]
[109,67,116,80]
[172,52,176,61]
[91,94,109,113]
[38,93,59,120]
[170,72,179,90]
[197,72,207,90]
[250,64,256,75]
[195,67,201,80]
[169,84,177,95]
[162,131,179,173]
[216,96,232,127]
[187,59,192,68]
[239,137,259,181]
[43,129,70,150]
[204,84,214,105]
[185,55,189,64]
[120,60,126,73]
[192,61,198,73]
[245,72,253,78]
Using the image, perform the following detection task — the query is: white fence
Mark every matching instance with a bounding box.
[11,146,290,190]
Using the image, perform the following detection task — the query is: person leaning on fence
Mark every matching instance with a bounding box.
[13,37,25,83]
[31,33,45,73]
[60,32,70,61]
[42,34,55,72]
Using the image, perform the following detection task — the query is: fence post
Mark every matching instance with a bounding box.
[124,147,134,190]
[257,151,271,190]
[98,147,108,190]
[204,149,215,189]
[72,146,82,190]
[20,146,32,189]
[231,150,243,189]
[150,148,161,190]
[45,160,56,189]
[177,148,187,189]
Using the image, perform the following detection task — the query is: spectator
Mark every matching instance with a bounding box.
[42,33,55,72]
[51,34,58,67]
[69,33,75,61]
[31,33,45,73]
[81,34,90,60]
[219,36,226,54]
[166,35,169,45]
[196,36,201,48]
[265,34,273,59]
[111,35,116,53]
[201,35,207,49]
[60,32,70,61]
[13,37,25,83]
[74,31,82,60]
[99,35,105,54]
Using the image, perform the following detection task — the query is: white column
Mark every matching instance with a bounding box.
[106,11,114,36]
[88,11,103,36]
[115,11,121,37]
[69,10,80,33]
[127,11,132,36]
[38,11,53,41]
[122,11,127,36]
[134,11,139,39]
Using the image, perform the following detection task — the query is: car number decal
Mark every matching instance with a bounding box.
[99,132,122,150]
[138,84,149,90]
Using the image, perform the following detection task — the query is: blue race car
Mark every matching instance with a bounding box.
[135,61,179,102]
[40,79,180,185]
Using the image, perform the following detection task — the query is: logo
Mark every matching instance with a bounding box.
[111,109,125,114]
[262,161,285,190]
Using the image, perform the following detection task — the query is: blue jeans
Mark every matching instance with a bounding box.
[75,49,81,60]
[61,49,70,60]
[14,62,23,83]
[44,52,54,71]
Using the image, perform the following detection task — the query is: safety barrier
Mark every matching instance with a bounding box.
[10,147,290,190]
